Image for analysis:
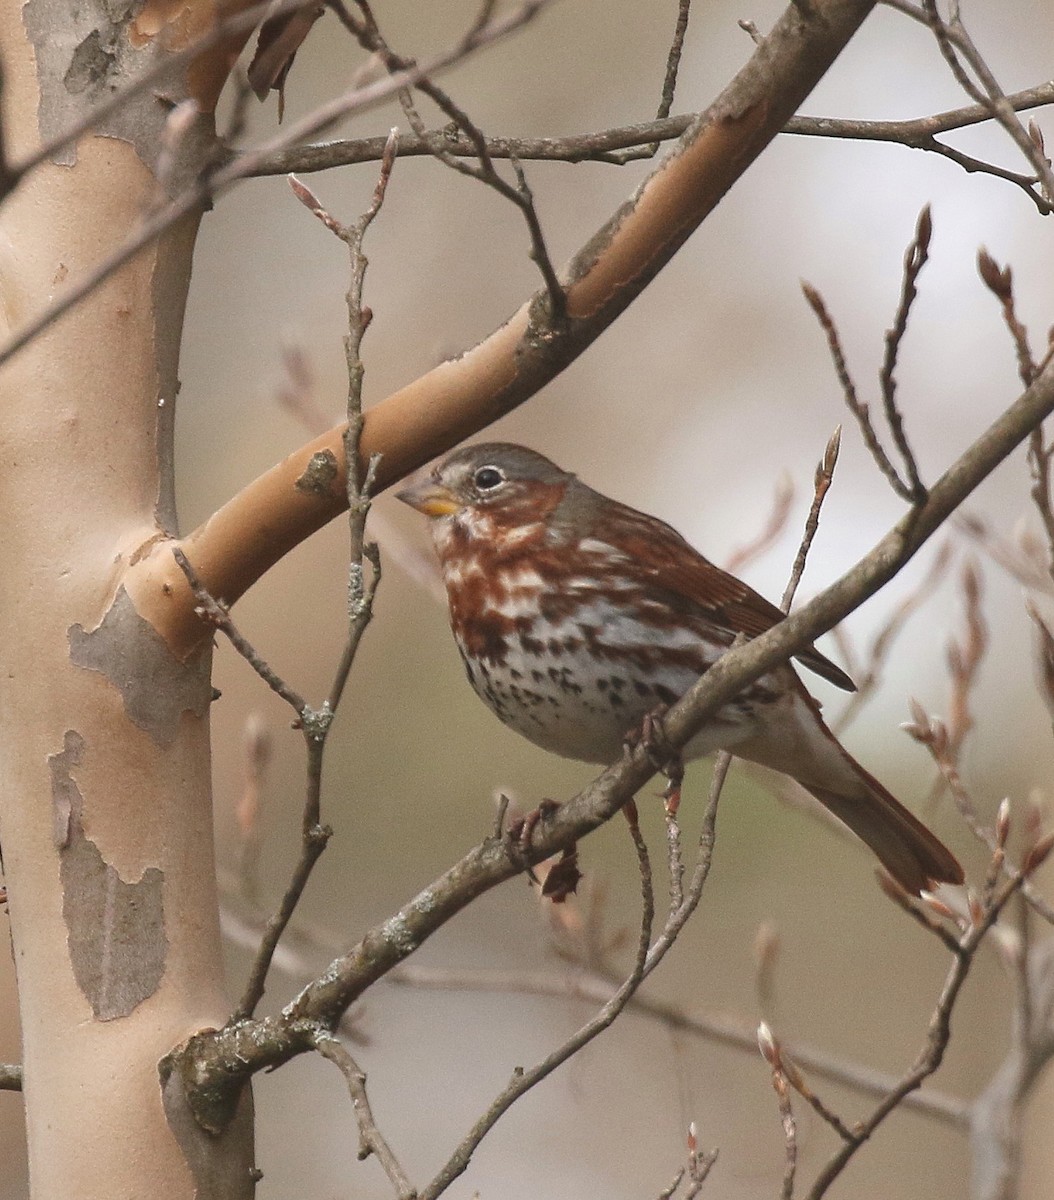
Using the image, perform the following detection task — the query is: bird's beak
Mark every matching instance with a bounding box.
[395,478,462,518]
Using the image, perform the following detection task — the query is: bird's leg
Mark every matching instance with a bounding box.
[504,799,581,901]
[625,705,685,813]
[507,797,561,848]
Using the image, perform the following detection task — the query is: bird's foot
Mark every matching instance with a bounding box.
[626,706,685,814]
[507,797,561,848]
[505,799,581,902]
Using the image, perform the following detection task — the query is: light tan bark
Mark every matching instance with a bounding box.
[0,5,254,1196]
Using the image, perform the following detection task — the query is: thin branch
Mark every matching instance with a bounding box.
[758,1025,799,1200]
[806,855,1046,1198]
[801,281,914,499]
[161,571,335,1016]
[417,782,659,1200]
[605,0,695,165]
[327,0,566,321]
[922,0,1054,205]
[659,1126,718,1199]
[173,548,308,713]
[252,82,1054,178]
[307,1028,416,1200]
[0,0,551,373]
[389,962,970,1126]
[803,207,932,507]
[781,426,841,611]
[880,205,931,501]
[167,352,1054,1127]
[977,248,1054,580]
[658,1,693,122]
[904,701,1054,925]
[234,141,396,1021]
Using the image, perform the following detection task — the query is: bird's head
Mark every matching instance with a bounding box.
[396,443,573,550]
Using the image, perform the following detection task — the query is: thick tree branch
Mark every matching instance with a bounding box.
[165,355,1054,1131]
[127,0,881,655]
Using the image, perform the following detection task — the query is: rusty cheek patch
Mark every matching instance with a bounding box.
[49,731,166,1020]
[68,586,211,748]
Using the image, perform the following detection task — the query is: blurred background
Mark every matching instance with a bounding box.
[4,0,1054,1195]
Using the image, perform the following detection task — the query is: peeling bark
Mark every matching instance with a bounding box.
[69,588,212,744]
[50,730,168,1020]
[0,4,254,1196]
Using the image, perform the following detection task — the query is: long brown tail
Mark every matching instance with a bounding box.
[730,682,964,895]
[805,768,963,895]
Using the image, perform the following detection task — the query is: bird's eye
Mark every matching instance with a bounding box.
[473,466,505,491]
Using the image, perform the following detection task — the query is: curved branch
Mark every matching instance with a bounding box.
[166,355,1054,1131]
[126,0,881,654]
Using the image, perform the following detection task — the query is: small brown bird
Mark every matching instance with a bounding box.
[398,443,963,895]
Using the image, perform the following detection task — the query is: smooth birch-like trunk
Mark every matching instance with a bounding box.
[0,6,254,1197]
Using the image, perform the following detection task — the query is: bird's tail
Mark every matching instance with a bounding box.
[731,683,963,896]
[802,770,963,896]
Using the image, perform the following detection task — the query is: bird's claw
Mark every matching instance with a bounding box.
[505,800,581,902]
[626,705,684,813]
[507,797,561,849]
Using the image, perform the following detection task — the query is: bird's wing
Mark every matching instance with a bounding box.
[596,497,856,692]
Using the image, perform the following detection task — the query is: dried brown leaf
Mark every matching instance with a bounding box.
[248,4,325,105]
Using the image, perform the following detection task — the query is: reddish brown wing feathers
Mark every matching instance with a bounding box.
[598,498,856,692]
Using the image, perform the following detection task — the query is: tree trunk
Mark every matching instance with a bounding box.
[0,5,254,1196]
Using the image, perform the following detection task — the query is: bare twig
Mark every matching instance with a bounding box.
[233,144,397,1021]
[880,206,931,501]
[605,0,695,165]
[255,83,1054,199]
[417,778,659,1200]
[758,1024,799,1199]
[921,0,1054,205]
[805,207,932,504]
[389,960,971,1126]
[419,747,727,1198]
[327,0,566,322]
[904,701,1054,926]
[307,1028,416,1199]
[781,426,841,611]
[175,536,337,1019]
[801,282,911,499]
[977,248,1054,579]
[806,847,1049,1198]
[173,548,308,713]
[0,0,550,372]
[659,1123,718,1198]
[658,1,693,122]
